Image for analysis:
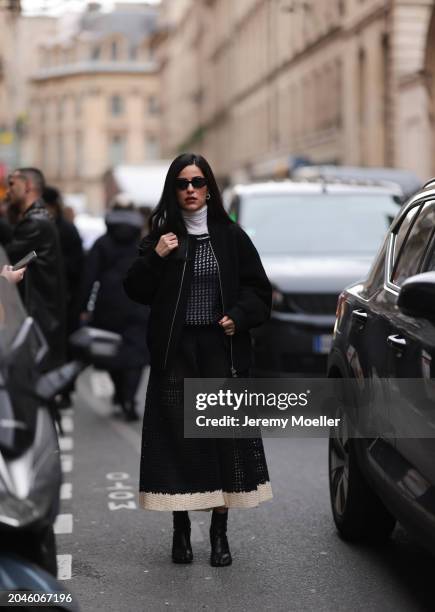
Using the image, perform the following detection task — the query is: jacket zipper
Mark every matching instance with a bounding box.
[163,240,189,370]
[209,240,237,378]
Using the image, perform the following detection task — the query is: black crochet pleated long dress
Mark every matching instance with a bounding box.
[139,234,273,511]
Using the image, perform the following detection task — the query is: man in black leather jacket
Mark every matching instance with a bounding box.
[5,168,66,370]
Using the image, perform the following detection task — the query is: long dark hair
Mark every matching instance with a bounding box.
[149,153,232,238]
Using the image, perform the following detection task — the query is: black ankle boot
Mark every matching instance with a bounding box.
[172,511,193,564]
[210,509,232,567]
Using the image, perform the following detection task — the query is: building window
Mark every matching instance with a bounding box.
[147,95,159,115]
[358,47,367,164]
[129,45,137,60]
[145,134,159,160]
[91,45,100,60]
[110,95,124,116]
[58,98,65,121]
[75,95,82,118]
[57,133,64,178]
[111,41,118,61]
[109,134,125,166]
[40,134,47,170]
[76,132,83,177]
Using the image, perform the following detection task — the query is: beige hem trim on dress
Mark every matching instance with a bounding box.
[139,481,273,511]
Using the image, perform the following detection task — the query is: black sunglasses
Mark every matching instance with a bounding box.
[175,176,207,190]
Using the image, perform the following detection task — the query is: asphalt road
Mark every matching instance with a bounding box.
[55,367,435,612]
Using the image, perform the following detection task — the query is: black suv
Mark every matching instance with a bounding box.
[328,177,435,553]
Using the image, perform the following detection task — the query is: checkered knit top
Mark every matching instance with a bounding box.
[185,234,222,325]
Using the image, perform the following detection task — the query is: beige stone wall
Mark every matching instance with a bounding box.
[159,0,435,184]
[0,11,56,169]
[390,0,435,178]
[30,70,160,213]
[0,9,19,134]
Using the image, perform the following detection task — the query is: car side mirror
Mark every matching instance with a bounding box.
[397,271,435,320]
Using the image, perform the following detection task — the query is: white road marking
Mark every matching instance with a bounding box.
[59,436,74,452]
[60,482,72,500]
[57,406,74,583]
[61,455,73,473]
[54,513,73,535]
[57,554,72,580]
[62,415,74,433]
[190,521,204,543]
[90,371,114,398]
[61,408,74,417]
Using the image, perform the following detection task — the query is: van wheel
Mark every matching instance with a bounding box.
[328,415,396,542]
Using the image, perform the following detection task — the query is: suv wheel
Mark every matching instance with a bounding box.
[329,413,396,542]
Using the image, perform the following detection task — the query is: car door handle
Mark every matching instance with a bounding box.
[352,309,368,323]
[387,334,407,350]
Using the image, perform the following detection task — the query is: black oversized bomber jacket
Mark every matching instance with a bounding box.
[123,218,272,374]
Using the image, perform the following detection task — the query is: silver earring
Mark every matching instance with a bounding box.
[206,192,211,200]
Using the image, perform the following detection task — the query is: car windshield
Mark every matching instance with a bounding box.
[239,193,399,255]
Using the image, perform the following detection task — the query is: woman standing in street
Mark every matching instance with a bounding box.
[124,153,272,566]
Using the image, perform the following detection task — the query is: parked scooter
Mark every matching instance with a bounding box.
[0,311,120,608]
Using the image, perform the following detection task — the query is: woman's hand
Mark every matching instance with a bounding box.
[155,233,179,258]
[1,264,26,284]
[219,315,235,336]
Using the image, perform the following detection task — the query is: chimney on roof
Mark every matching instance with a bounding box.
[87,2,102,12]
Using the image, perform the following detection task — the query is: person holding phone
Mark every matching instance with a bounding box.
[1,264,26,284]
[124,154,273,567]
[5,168,66,370]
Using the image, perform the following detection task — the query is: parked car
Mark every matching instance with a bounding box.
[225,180,402,375]
[293,164,422,201]
[327,176,435,554]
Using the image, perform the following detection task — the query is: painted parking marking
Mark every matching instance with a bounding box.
[60,482,73,500]
[54,513,73,535]
[61,455,73,473]
[62,415,74,433]
[90,371,114,398]
[59,436,74,452]
[57,554,72,580]
[106,472,137,510]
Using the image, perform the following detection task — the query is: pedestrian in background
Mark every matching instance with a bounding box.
[43,185,84,336]
[80,197,150,421]
[124,153,273,567]
[5,168,66,371]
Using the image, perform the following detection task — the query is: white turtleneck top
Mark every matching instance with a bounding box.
[181,204,208,235]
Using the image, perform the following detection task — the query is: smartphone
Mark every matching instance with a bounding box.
[12,251,37,271]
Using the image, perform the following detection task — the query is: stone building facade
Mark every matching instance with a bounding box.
[29,4,161,212]
[0,2,56,173]
[158,0,435,184]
